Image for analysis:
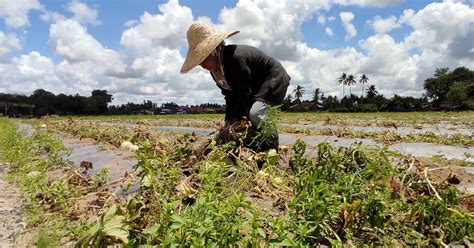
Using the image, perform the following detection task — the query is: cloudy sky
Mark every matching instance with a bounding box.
[0,0,473,105]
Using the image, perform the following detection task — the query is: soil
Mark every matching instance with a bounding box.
[0,164,30,247]
[426,165,474,212]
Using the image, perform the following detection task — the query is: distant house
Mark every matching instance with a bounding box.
[439,102,455,110]
[177,108,188,114]
[142,110,155,115]
[289,102,315,112]
[0,101,35,117]
[160,108,173,114]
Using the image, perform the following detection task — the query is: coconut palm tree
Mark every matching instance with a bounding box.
[359,74,369,97]
[293,85,305,101]
[345,74,356,96]
[312,88,322,109]
[337,73,347,97]
[366,84,378,99]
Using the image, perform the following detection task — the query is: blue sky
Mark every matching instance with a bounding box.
[15,0,435,58]
[0,0,472,104]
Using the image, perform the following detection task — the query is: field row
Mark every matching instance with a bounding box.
[1,117,473,246]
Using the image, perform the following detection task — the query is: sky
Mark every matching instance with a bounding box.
[0,0,473,105]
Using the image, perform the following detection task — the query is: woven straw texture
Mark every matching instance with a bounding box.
[180,22,239,74]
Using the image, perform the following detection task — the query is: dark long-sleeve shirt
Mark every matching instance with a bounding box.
[211,45,290,121]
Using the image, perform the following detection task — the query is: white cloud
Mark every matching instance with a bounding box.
[0,32,21,61]
[218,0,331,61]
[318,15,326,24]
[340,12,357,40]
[124,19,139,28]
[402,2,474,50]
[0,51,63,95]
[368,15,400,34]
[1,0,474,105]
[120,0,193,56]
[0,0,42,28]
[333,0,405,7]
[40,11,66,23]
[49,19,121,65]
[12,51,54,78]
[400,1,474,79]
[325,27,334,36]
[67,1,101,26]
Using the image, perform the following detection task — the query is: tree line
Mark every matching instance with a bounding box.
[1,89,113,116]
[1,67,472,116]
[1,89,224,116]
[285,66,474,112]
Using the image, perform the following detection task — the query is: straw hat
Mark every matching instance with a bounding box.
[180,22,239,74]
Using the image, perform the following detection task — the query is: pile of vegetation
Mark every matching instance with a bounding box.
[2,118,471,246]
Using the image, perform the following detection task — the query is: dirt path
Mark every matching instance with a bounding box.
[0,164,27,247]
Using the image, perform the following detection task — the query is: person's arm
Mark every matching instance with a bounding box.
[224,93,238,121]
[223,59,253,121]
[254,69,287,103]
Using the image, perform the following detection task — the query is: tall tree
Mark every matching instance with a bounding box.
[30,89,57,115]
[359,74,369,97]
[366,85,378,99]
[345,74,356,96]
[91,90,113,114]
[293,85,305,101]
[312,88,322,109]
[282,94,293,111]
[423,68,451,104]
[337,73,347,97]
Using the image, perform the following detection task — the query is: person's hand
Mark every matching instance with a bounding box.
[223,120,232,129]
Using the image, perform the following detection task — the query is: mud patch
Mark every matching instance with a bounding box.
[459,195,474,212]
[426,166,474,194]
[0,164,29,246]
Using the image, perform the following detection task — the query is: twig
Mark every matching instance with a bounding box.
[401,158,415,185]
[400,158,415,202]
[102,185,122,208]
[424,168,442,201]
[427,166,451,172]
[323,222,341,242]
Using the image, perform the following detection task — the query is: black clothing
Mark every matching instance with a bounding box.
[211,45,290,121]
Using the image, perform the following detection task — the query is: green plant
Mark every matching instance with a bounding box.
[250,105,281,151]
[91,168,110,190]
[76,205,130,247]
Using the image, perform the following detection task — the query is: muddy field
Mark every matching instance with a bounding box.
[2,112,474,246]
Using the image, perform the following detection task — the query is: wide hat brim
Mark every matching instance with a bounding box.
[180,30,239,74]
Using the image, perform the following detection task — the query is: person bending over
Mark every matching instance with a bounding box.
[180,22,290,150]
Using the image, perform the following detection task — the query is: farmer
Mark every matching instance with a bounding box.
[180,22,290,150]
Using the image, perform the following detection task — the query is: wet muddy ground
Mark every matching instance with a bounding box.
[98,118,473,137]
[282,123,473,137]
[0,164,27,246]
[15,122,474,195]
[94,122,474,162]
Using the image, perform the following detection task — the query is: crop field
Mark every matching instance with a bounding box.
[0,111,473,246]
